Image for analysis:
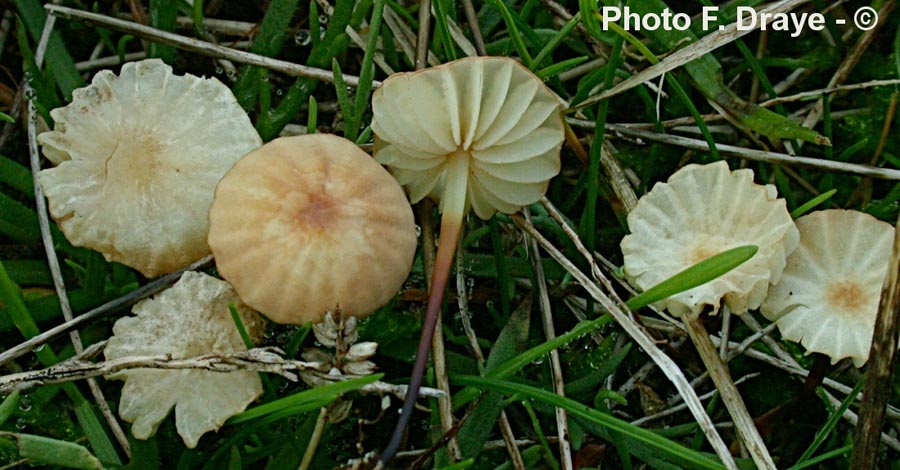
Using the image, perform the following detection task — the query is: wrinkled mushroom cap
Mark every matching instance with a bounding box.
[621,161,799,317]
[371,56,565,218]
[38,59,262,277]
[761,209,894,367]
[208,134,417,325]
[104,271,264,448]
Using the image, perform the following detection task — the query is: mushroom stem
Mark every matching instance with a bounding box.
[682,314,776,470]
[378,152,469,468]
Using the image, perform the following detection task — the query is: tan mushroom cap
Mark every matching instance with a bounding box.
[621,161,799,317]
[761,209,894,367]
[372,56,565,219]
[208,134,417,325]
[38,59,262,277]
[105,271,264,448]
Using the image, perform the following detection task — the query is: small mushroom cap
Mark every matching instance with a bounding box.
[621,161,799,317]
[372,56,565,219]
[104,271,264,448]
[37,59,262,277]
[208,134,417,325]
[761,209,894,367]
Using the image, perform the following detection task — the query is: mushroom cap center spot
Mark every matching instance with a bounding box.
[297,193,337,231]
[826,280,867,313]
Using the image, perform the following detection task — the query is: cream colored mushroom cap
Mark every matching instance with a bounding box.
[104,271,264,448]
[37,59,262,277]
[761,209,894,367]
[371,56,565,218]
[208,134,417,325]
[621,161,799,317]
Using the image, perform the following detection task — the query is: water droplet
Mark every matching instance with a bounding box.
[18,397,31,412]
[14,418,26,430]
[415,225,422,237]
[531,356,545,365]
[295,30,311,46]
[319,15,329,24]
[34,345,45,353]
[275,89,284,96]
[215,67,224,74]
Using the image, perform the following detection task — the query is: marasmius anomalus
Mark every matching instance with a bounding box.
[621,161,799,470]
[38,59,261,277]
[762,209,895,367]
[105,271,265,448]
[207,134,418,325]
[371,56,566,466]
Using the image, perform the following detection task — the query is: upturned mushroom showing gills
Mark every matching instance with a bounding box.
[762,209,895,367]
[371,56,566,466]
[621,160,799,317]
[38,59,262,277]
[207,134,417,325]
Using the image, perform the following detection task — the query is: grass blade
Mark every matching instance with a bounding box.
[454,376,725,470]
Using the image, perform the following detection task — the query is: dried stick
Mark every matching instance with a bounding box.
[851,210,900,469]
[45,5,374,87]
[0,256,214,367]
[26,13,131,457]
[0,346,446,400]
[299,407,329,470]
[568,120,900,181]
[511,215,739,470]
[579,0,812,106]
[455,248,525,469]
[681,315,776,470]
[522,209,573,470]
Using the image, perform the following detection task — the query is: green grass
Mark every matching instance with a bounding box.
[1,0,899,469]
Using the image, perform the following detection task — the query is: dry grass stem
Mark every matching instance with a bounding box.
[523,209,573,470]
[511,214,739,470]
[580,0,813,107]
[571,121,900,181]
[0,345,446,400]
[0,256,214,367]
[800,1,895,132]
[455,248,526,470]
[27,13,131,456]
[759,79,900,107]
[45,5,375,87]
[631,373,760,426]
[682,315,776,470]
[851,209,900,468]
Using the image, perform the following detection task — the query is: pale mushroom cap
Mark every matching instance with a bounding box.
[761,209,894,367]
[104,271,264,448]
[371,56,566,219]
[37,59,262,277]
[621,161,799,317]
[208,134,417,325]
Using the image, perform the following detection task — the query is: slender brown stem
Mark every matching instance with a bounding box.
[376,214,461,468]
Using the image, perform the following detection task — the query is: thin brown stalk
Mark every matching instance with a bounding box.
[459,0,486,56]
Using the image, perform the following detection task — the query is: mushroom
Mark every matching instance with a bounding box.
[207,133,417,325]
[104,271,265,448]
[761,209,895,366]
[371,56,566,465]
[620,161,799,470]
[621,160,799,317]
[38,59,262,277]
